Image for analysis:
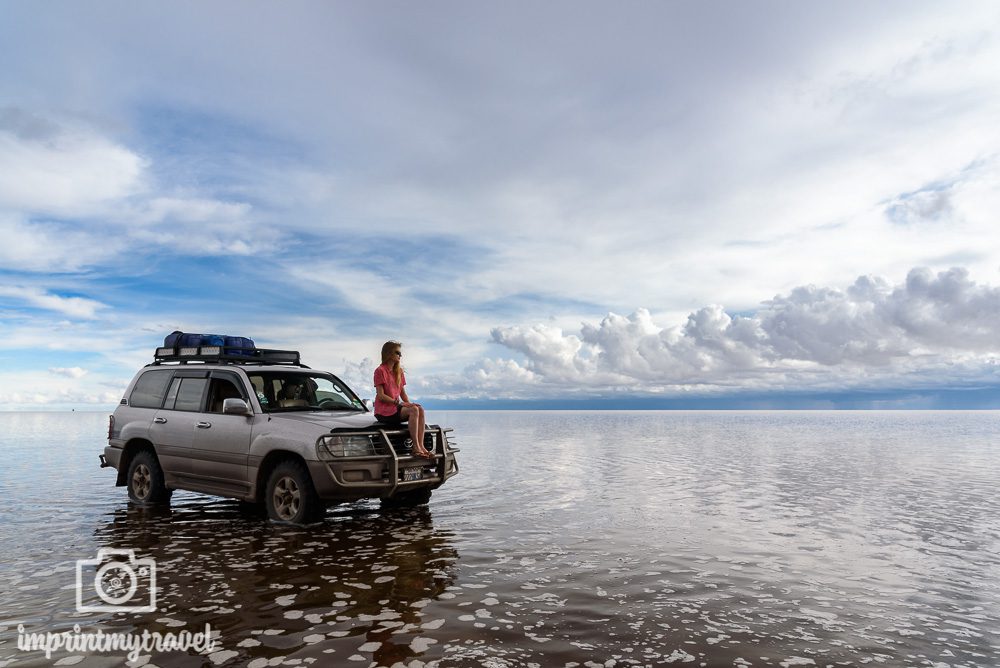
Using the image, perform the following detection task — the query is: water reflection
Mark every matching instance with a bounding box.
[3,411,1000,667]
[9,495,458,666]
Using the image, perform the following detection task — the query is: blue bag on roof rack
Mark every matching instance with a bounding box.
[164,330,183,348]
[224,336,256,357]
[162,331,255,355]
[163,331,232,348]
[154,332,294,365]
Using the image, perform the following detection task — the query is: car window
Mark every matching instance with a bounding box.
[171,377,209,412]
[246,372,363,412]
[208,378,245,413]
[129,370,173,408]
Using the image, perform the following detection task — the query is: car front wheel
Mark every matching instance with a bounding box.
[265,460,322,524]
[127,450,171,504]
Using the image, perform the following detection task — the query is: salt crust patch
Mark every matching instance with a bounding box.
[779,659,816,667]
[237,638,262,648]
[410,637,437,653]
[284,610,304,620]
[156,617,186,627]
[422,619,446,630]
[358,642,382,652]
[375,576,395,584]
[664,649,695,663]
[303,634,325,644]
[54,657,85,666]
[208,650,239,665]
[247,660,269,668]
[275,595,297,606]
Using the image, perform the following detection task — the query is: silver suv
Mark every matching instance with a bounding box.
[102,344,459,523]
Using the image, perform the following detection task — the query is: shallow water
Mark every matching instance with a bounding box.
[1,410,999,667]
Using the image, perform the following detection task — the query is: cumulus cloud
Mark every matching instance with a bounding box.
[482,267,1000,396]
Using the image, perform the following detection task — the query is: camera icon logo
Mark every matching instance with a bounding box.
[76,549,157,613]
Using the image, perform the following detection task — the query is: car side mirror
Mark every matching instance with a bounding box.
[223,398,252,415]
[362,398,372,411]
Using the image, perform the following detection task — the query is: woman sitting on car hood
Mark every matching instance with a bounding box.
[373,341,434,460]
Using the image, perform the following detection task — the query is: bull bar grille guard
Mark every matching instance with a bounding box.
[315,426,459,495]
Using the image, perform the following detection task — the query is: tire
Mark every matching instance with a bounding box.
[381,488,432,509]
[265,460,323,524]
[127,450,171,504]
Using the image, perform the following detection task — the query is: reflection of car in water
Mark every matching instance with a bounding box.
[92,502,459,662]
[102,344,460,524]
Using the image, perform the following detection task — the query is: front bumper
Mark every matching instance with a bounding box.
[310,425,460,500]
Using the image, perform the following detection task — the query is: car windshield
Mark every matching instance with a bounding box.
[247,372,366,413]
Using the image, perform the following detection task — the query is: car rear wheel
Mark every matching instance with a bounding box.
[265,460,322,524]
[127,450,171,504]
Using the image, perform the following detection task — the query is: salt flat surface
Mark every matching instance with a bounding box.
[1,410,998,667]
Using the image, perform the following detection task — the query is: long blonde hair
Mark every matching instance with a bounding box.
[380,340,403,386]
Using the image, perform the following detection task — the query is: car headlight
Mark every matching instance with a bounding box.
[318,434,379,458]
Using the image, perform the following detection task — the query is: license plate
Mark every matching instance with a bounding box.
[402,467,423,482]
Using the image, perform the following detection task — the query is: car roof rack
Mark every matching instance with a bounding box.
[151,345,304,366]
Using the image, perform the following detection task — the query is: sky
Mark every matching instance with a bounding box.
[2,1,1000,410]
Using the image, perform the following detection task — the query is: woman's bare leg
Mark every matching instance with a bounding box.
[402,405,432,457]
[415,404,429,456]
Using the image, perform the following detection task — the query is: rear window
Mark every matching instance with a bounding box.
[129,370,173,409]
[165,377,209,412]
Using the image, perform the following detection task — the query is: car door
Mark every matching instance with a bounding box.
[187,371,253,496]
[150,370,209,482]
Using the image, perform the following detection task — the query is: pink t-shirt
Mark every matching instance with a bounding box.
[373,364,406,416]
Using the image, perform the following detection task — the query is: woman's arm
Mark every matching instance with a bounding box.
[375,384,398,405]
[400,387,410,404]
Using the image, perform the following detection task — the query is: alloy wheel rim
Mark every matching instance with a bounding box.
[132,464,151,499]
[273,477,300,520]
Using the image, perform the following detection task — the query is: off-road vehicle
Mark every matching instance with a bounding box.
[102,343,459,523]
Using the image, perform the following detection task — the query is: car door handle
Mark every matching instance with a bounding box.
[196,421,212,429]
[153,417,167,424]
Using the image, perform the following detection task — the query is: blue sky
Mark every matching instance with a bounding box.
[2,1,1000,410]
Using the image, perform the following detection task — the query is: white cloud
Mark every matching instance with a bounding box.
[0,216,125,273]
[0,285,108,319]
[48,366,88,378]
[474,267,1000,397]
[0,108,146,217]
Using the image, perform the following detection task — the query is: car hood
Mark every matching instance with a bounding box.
[267,411,382,431]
